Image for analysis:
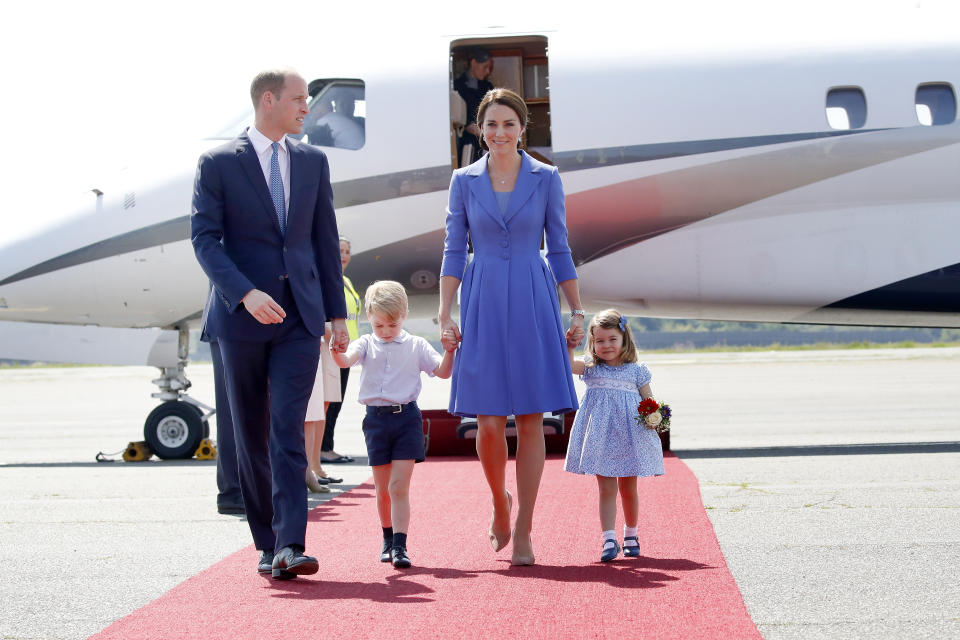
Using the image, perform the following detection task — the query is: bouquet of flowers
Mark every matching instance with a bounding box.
[636,398,671,433]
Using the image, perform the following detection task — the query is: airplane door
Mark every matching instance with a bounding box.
[449,36,553,169]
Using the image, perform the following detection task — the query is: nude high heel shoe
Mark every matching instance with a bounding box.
[306,469,331,493]
[488,490,512,552]
[511,530,535,566]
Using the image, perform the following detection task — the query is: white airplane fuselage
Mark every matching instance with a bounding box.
[2,15,959,338]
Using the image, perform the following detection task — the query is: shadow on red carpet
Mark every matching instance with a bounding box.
[89,454,760,639]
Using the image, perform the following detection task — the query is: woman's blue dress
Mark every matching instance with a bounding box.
[441,151,579,418]
[563,361,665,478]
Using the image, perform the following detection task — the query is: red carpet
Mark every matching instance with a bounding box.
[90,454,760,639]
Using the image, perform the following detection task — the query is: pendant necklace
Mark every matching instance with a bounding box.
[489,159,510,185]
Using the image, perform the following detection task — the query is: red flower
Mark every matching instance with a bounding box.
[638,398,659,415]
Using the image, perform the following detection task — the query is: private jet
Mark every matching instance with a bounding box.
[1,11,958,456]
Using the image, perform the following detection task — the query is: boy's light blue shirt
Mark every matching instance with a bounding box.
[346,331,443,406]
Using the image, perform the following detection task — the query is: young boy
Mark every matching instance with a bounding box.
[331,280,456,568]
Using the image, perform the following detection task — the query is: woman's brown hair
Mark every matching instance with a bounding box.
[476,88,528,150]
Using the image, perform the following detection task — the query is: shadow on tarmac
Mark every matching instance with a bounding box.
[0,459,220,468]
[7,441,960,467]
[676,440,960,459]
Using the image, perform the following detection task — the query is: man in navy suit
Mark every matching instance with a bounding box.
[200,284,243,515]
[192,69,348,580]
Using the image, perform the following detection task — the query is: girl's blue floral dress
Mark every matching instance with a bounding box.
[564,360,665,478]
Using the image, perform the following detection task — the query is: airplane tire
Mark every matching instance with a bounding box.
[182,402,211,438]
[144,401,204,460]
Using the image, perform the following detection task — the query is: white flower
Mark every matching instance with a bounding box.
[645,411,662,427]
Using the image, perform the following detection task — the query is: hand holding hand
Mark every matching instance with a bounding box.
[438,316,462,350]
[242,289,286,325]
[565,315,585,347]
[441,329,459,352]
[330,318,349,353]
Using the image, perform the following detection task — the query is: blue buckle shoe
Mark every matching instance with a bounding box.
[623,536,640,557]
[600,539,620,563]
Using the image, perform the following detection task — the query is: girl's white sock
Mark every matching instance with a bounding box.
[624,526,639,546]
[601,529,617,544]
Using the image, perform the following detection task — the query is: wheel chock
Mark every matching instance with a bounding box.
[194,438,218,460]
[122,441,153,462]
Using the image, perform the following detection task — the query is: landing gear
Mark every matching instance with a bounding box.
[144,401,205,459]
[144,327,213,459]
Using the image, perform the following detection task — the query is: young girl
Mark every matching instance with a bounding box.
[564,309,665,562]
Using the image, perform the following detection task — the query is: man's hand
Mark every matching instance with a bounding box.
[330,318,349,353]
[242,289,286,324]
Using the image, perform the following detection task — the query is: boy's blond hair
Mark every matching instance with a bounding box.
[585,308,638,366]
[364,280,408,320]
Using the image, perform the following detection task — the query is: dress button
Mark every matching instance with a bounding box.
[501,241,508,247]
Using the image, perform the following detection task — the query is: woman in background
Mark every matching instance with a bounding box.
[321,236,362,465]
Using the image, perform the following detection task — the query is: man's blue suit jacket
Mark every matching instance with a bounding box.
[191,132,347,341]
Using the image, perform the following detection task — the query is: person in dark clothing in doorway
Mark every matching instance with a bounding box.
[454,49,494,165]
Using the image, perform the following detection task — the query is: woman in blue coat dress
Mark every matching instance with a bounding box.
[438,88,586,566]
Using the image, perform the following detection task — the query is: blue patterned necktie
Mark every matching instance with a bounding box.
[269,142,286,235]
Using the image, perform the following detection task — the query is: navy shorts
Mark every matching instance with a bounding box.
[362,402,425,466]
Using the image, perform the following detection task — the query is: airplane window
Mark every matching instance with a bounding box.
[825,87,867,130]
[300,81,366,150]
[915,83,956,126]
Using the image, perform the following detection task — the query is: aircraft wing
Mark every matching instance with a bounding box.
[0,321,181,367]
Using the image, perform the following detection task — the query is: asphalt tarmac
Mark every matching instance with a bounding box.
[1,347,958,640]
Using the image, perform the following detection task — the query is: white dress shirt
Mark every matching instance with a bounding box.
[347,331,443,406]
[247,126,290,213]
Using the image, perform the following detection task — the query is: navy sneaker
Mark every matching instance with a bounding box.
[391,546,412,569]
[380,538,392,563]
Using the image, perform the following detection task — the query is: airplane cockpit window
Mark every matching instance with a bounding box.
[825,87,867,130]
[915,83,956,126]
[298,80,366,150]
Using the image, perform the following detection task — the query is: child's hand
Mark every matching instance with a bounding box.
[441,329,459,352]
[566,334,581,349]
